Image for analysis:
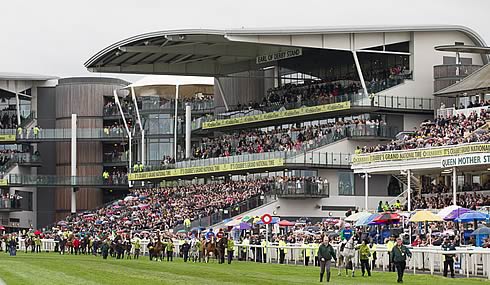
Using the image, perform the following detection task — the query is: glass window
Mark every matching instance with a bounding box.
[338,171,354,196]
[14,190,33,211]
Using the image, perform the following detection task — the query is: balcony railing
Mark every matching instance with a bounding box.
[193,93,432,130]
[0,198,21,211]
[274,180,329,198]
[434,64,482,79]
[0,128,129,141]
[7,174,128,187]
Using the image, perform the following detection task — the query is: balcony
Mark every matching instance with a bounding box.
[192,93,433,131]
[7,174,128,188]
[0,198,22,212]
[274,180,329,198]
[434,64,482,92]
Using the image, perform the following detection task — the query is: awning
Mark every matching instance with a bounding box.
[434,63,490,97]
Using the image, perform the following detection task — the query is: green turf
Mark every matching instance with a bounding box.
[0,252,488,285]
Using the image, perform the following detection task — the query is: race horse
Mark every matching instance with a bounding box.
[203,237,216,263]
[149,236,165,261]
[216,236,228,264]
[65,234,75,255]
[338,237,357,277]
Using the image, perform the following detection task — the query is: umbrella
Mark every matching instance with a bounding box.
[241,216,253,223]
[34,230,42,235]
[278,220,296,227]
[454,211,489,223]
[471,226,490,236]
[410,210,443,223]
[235,222,252,230]
[444,208,472,220]
[438,205,461,218]
[370,212,400,225]
[0,226,5,230]
[345,211,372,222]
[355,214,378,227]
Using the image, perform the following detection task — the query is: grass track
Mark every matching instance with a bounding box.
[0,252,488,285]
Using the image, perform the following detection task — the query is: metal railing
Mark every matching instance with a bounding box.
[139,99,215,113]
[192,93,432,130]
[178,194,277,229]
[7,174,128,187]
[434,64,482,79]
[274,180,329,197]
[0,198,21,210]
[1,128,129,140]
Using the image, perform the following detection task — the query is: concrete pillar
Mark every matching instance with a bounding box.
[185,103,192,159]
[174,86,179,159]
[71,114,77,214]
[364,172,369,210]
[407,169,411,212]
[453,167,457,205]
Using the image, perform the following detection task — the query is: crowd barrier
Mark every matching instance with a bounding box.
[2,239,489,279]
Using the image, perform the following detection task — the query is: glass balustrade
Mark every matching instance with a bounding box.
[7,174,128,186]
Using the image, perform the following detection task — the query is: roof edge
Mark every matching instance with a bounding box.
[85,25,488,69]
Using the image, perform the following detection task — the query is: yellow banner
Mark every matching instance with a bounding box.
[0,179,8,186]
[128,158,285,181]
[0,135,16,142]
[352,143,490,164]
[202,101,351,129]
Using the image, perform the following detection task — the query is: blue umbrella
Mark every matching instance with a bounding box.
[355,214,377,227]
[444,208,472,220]
[455,211,489,223]
[471,226,490,236]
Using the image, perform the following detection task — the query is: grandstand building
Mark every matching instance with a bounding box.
[2,25,489,230]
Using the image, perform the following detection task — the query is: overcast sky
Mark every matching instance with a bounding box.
[1,0,489,82]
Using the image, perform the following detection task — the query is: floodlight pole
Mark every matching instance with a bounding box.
[71,114,77,214]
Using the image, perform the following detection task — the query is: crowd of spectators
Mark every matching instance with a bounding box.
[412,192,490,210]
[192,119,387,160]
[56,179,272,235]
[0,109,18,129]
[102,170,128,185]
[0,192,22,210]
[103,123,129,136]
[359,108,490,153]
[103,99,133,116]
[455,99,490,110]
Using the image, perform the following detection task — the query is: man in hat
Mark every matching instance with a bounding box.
[442,237,456,278]
[390,237,411,283]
